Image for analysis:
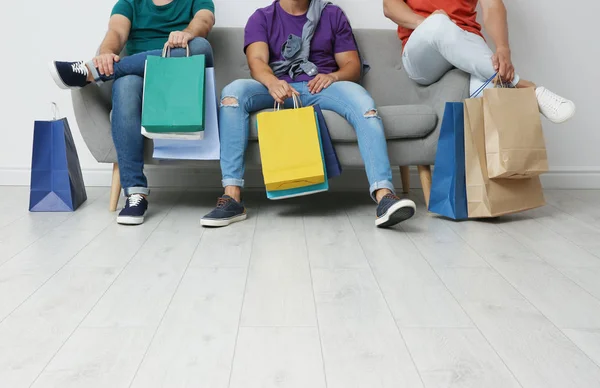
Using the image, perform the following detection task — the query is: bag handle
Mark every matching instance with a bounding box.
[51,102,60,120]
[161,44,190,58]
[470,72,497,98]
[493,75,509,89]
[470,72,512,98]
[273,94,302,111]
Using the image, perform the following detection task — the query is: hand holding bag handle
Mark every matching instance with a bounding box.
[273,94,302,111]
[161,44,191,58]
[470,73,498,98]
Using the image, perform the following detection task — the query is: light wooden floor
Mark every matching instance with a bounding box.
[2,187,600,388]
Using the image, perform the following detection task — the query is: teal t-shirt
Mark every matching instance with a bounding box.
[111,0,215,55]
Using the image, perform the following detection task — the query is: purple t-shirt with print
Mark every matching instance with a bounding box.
[244,1,358,83]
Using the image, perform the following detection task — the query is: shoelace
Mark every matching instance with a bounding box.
[384,193,401,201]
[127,194,144,207]
[216,197,231,208]
[71,61,88,76]
[538,88,566,113]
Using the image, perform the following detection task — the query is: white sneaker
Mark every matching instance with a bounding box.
[535,87,576,124]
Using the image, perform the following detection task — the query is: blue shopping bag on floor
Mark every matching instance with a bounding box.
[313,105,342,179]
[428,102,468,220]
[29,112,87,212]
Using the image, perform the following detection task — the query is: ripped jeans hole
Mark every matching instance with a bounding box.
[364,109,380,119]
[220,96,239,108]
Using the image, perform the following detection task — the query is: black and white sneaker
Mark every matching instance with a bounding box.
[117,194,148,225]
[48,61,90,89]
[376,194,416,228]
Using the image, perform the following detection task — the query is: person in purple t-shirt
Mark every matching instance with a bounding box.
[201,0,417,229]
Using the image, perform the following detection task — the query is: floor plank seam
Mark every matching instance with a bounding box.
[347,209,426,388]
[302,215,330,388]
[226,203,260,388]
[127,207,206,387]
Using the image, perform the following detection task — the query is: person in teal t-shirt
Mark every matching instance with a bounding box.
[48,0,215,226]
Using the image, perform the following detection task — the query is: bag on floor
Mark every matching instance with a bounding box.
[151,68,220,160]
[483,84,548,179]
[142,48,206,139]
[29,106,87,212]
[313,105,342,179]
[428,102,468,220]
[464,97,546,217]
[257,98,325,192]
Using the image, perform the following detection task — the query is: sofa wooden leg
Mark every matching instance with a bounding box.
[400,166,410,194]
[418,165,432,208]
[109,163,121,212]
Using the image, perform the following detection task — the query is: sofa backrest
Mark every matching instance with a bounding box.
[207,27,417,107]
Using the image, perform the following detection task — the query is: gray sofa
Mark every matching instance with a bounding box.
[71,28,469,211]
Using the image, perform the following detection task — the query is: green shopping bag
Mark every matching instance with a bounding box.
[142,48,206,134]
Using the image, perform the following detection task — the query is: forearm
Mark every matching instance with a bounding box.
[249,59,279,87]
[383,0,425,30]
[99,30,125,55]
[483,3,510,50]
[183,11,215,38]
[330,61,361,83]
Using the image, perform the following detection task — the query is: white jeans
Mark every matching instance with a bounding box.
[402,14,520,96]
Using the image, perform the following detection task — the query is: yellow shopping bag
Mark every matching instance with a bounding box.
[257,99,325,191]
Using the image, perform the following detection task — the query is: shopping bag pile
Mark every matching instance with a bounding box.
[429,74,547,219]
[140,47,220,160]
[256,97,342,200]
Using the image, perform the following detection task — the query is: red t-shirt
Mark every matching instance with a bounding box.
[397,0,482,48]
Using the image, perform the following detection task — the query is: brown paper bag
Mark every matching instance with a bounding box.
[464,98,546,218]
[482,88,549,179]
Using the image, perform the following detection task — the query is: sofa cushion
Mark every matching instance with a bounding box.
[249,104,437,143]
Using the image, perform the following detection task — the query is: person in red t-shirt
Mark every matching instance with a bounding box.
[383,0,575,124]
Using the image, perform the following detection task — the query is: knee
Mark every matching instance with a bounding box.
[343,84,379,118]
[220,79,258,108]
[221,96,239,108]
[363,109,380,119]
[188,37,214,66]
[419,13,455,42]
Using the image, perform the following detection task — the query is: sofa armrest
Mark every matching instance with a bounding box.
[71,83,117,164]
[413,69,470,161]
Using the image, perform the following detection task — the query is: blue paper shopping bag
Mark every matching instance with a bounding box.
[428,102,468,220]
[29,117,87,212]
[313,105,342,179]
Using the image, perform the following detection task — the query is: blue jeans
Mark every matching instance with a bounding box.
[219,79,395,200]
[108,38,213,196]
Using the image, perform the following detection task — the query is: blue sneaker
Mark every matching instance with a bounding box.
[376,194,416,228]
[49,60,90,89]
[117,194,148,225]
[201,195,247,227]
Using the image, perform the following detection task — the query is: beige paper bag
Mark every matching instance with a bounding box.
[464,98,546,218]
[482,88,549,179]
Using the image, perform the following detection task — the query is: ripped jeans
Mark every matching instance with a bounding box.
[219,79,395,200]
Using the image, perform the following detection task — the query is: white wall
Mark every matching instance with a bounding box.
[0,0,597,188]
